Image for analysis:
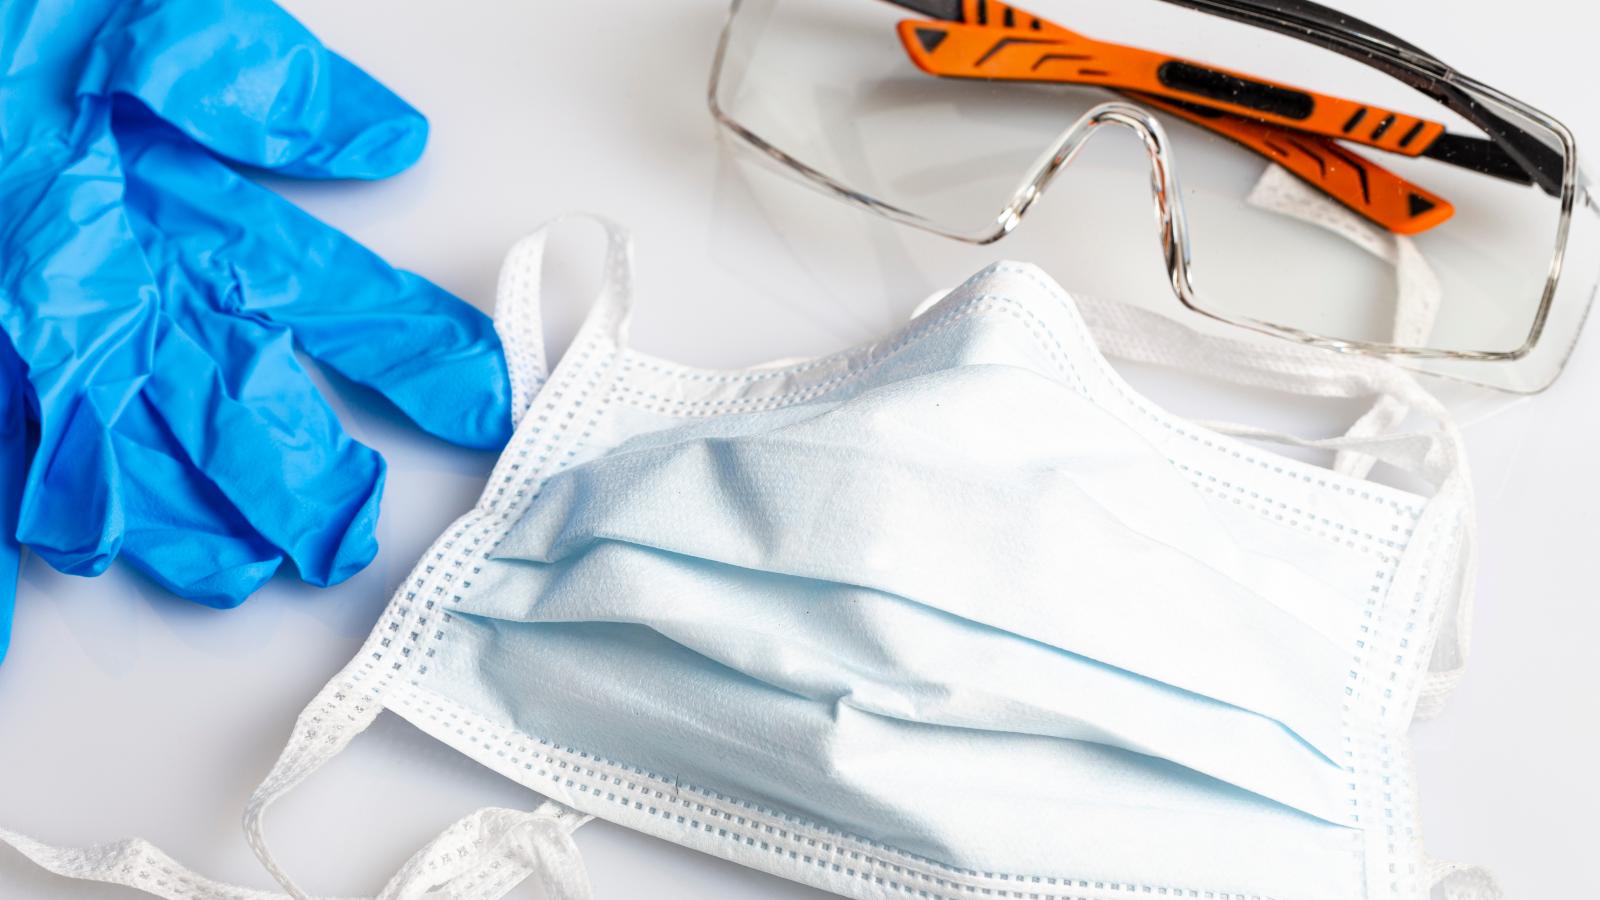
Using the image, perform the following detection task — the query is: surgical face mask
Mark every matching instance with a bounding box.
[1,217,1493,900]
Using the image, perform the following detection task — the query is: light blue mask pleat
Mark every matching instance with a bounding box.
[488,364,1349,759]
[441,617,1361,894]
[463,540,1347,822]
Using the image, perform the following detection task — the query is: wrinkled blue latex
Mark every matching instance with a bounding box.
[0,0,513,656]
[0,342,24,665]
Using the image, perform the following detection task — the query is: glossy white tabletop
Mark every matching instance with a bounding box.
[1,1,1595,896]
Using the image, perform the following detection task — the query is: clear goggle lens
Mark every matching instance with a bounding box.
[713,0,1596,391]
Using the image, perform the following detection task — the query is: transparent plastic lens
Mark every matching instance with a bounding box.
[713,0,1588,390]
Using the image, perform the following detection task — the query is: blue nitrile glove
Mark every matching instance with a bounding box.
[0,341,25,665]
[0,0,512,610]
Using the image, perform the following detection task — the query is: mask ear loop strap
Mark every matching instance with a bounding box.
[61,666,594,900]
[0,797,589,900]
[494,213,636,428]
[1074,292,1457,441]
[0,825,312,900]
[374,806,591,900]
[1244,163,1443,479]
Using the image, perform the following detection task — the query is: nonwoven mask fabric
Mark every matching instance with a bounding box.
[0,216,1494,900]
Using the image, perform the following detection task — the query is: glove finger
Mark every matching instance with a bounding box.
[21,397,285,606]
[140,308,383,588]
[110,389,284,607]
[93,0,425,179]
[21,399,122,577]
[3,125,161,576]
[118,116,513,451]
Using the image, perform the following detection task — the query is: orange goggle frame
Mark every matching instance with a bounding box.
[894,0,1454,234]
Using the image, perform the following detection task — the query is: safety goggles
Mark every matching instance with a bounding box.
[709,0,1599,391]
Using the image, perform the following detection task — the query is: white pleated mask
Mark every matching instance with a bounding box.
[2,214,1495,900]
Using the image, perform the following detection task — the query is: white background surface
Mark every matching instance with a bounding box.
[2,0,1596,897]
